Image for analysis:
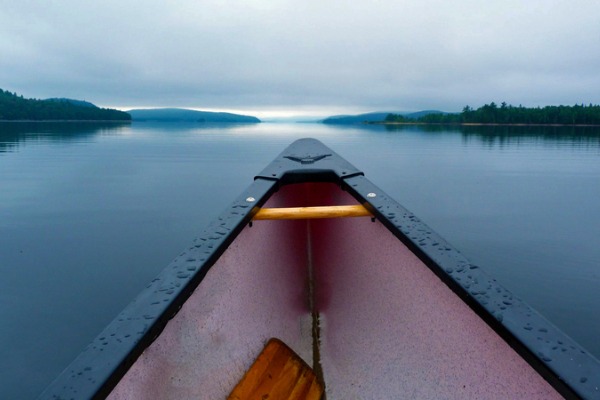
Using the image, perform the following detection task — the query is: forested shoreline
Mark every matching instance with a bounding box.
[384,103,600,125]
[0,89,131,121]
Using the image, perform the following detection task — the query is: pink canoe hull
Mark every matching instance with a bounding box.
[109,183,561,399]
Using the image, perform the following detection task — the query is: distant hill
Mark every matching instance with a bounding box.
[128,108,261,123]
[45,98,98,108]
[405,110,452,119]
[322,110,447,124]
[322,112,394,124]
[387,103,600,125]
[0,89,131,121]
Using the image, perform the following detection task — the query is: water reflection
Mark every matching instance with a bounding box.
[0,122,130,153]
[130,120,262,132]
[381,123,600,147]
[1,121,599,398]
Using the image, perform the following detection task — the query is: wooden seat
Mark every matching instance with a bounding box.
[253,205,372,220]
[228,338,323,400]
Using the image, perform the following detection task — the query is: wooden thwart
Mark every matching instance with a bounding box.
[228,338,324,400]
[253,204,372,220]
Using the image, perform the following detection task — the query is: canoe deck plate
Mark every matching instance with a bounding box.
[284,154,331,165]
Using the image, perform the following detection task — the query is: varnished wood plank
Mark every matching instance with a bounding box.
[228,338,323,400]
[253,205,372,220]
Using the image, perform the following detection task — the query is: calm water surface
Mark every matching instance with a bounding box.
[1,122,599,398]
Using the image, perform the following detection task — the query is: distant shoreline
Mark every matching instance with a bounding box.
[369,121,600,127]
[0,120,131,123]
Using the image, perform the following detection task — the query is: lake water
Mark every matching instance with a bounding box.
[1,121,599,398]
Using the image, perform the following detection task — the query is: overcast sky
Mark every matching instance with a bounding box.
[1,0,599,118]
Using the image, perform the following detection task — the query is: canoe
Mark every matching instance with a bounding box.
[39,138,599,399]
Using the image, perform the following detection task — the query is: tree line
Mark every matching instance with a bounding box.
[385,102,600,125]
[0,89,131,121]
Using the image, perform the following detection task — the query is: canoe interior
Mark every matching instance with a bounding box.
[107,182,561,399]
[37,138,600,399]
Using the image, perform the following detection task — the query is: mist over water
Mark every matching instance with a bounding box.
[1,121,599,398]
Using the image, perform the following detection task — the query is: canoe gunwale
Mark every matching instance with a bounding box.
[38,138,600,400]
[344,173,600,399]
[37,178,279,400]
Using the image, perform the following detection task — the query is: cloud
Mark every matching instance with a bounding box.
[1,0,599,113]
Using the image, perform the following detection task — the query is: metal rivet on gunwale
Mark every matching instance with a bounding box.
[367,192,377,198]
[246,197,256,202]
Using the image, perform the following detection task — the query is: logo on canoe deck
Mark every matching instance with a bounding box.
[284,154,331,165]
